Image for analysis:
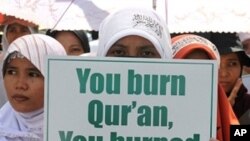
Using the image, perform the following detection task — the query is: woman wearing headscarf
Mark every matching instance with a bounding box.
[96,7,217,141]
[0,17,38,108]
[46,30,90,56]
[209,33,250,124]
[96,7,172,58]
[1,16,38,55]
[171,34,239,141]
[0,34,67,141]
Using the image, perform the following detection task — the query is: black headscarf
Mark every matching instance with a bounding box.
[209,32,250,67]
[46,30,90,53]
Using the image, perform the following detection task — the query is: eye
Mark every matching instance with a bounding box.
[139,47,159,58]
[72,48,82,52]
[5,68,17,75]
[140,51,156,57]
[69,47,83,55]
[227,60,240,67]
[107,46,127,57]
[112,50,126,56]
[28,69,42,78]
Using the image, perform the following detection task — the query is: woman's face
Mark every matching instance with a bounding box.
[219,53,242,93]
[4,57,44,113]
[55,31,84,56]
[6,23,31,44]
[106,35,161,58]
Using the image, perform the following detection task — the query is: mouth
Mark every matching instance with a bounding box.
[220,82,228,84]
[219,80,230,85]
[219,81,231,89]
[12,94,29,102]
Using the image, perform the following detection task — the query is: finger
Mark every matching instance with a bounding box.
[228,79,242,105]
[230,79,242,98]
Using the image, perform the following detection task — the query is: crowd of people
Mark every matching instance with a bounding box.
[0,6,249,141]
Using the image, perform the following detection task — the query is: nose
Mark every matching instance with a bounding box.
[219,65,229,79]
[127,51,137,57]
[15,75,28,90]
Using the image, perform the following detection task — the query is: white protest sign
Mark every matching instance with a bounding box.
[45,56,218,141]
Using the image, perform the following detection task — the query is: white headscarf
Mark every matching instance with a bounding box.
[0,24,38,108]
[0,34,66,141]
[97,7,172,58]
[1,25,38,53]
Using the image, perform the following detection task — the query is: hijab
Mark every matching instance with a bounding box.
[1,24,38,53]
[97,7,172,58]
[0,34,66,141]
[210,32,250,67]
[171,34,239,141]
[46,30,90,53]
[0,23,38,108]
[171,34,220,65]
